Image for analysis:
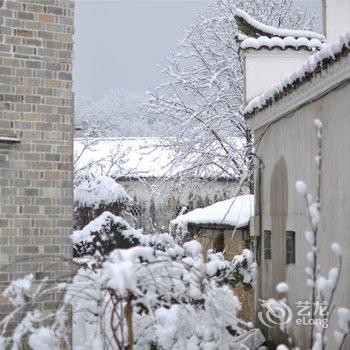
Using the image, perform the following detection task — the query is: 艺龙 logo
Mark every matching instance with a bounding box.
[258,298,293,329]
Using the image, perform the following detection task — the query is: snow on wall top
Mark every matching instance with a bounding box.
[238,35,325,51]
[244,30,350,117]
[171,195,254,230]
[0,136,20,143]
[234,8,325,41]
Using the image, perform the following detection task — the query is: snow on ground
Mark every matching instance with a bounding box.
[234,8,325,41]
[171,195,254,229]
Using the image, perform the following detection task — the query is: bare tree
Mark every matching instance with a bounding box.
[147,0,317,193]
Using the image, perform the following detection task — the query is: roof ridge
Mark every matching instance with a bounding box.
[234,8,325,41]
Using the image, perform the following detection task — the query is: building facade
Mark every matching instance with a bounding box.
[237,3,350,348]
[0,0,74,315]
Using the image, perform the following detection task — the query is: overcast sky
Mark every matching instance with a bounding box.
[74,0,322,99]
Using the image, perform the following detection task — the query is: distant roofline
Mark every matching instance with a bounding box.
[74,136,169,142]
[114,175,238,182]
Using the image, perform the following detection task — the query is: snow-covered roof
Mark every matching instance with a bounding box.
[74,137,174,179]
[171,195,254,229]
[244,30,350,117]
[238,35,324,51]
[234,8,325,41]
[234,9,325,52]
[75,137,243,180]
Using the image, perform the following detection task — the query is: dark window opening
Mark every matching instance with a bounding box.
[129,203,142,217]
[264,230,271,260]
[286,231,295,264]
[175,205,193,216]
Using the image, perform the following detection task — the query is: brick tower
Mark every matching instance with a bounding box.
[0,0,74,315]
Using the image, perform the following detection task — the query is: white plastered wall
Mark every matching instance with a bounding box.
[323,0,350,43]
[244,49,313,103]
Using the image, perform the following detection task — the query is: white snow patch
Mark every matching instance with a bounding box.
[331,242,342,256]
[317,267,339,300]
[295,181,307,195]
[183,240,202,257]
[0,136,20,143]
[276,345,289,350]
[305,231,314,245]
[28,328,59,350]
[314,118,323,129]
[3,274,33,307]
[276,282,289,293]
[337,307,350,332]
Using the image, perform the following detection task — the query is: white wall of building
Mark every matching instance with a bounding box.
[323,0,350,42]
[244,50,312,103]
[252,57,350,348]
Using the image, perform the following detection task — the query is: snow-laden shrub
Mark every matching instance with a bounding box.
[0,227,257,349]
[72,211,140,257]
[73,175,131,229]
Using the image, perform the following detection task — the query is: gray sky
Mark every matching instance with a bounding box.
[74,0,322,99]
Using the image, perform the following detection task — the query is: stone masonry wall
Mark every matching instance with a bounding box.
[0,0,74,316]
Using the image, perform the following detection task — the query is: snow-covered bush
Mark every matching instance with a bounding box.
[73,175,131,230]
[0,226,257,349]
[2,158,258,348]
[72,211,139,257]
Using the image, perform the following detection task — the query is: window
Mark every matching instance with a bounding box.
[264,230,271,260]
[175,205,193,216]
[286,231,295,264]
[129,203,142,217]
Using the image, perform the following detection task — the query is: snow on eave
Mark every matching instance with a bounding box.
[239,36,325,51]
[170,195,254,230]
[234,8,325,41]
[0,136,20,143]
[244,30,350,117]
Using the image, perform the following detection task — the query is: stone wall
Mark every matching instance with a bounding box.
[0,0,74,315]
